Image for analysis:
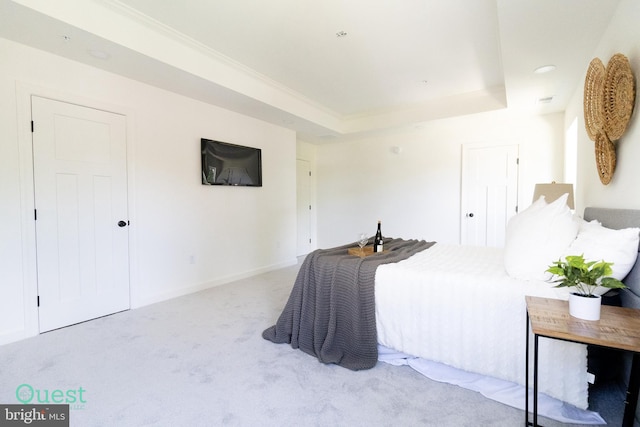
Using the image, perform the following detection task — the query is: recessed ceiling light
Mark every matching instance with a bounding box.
[336,31,348,38]
[534,65,556,74]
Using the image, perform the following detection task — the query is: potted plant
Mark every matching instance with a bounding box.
[546,254,626,320]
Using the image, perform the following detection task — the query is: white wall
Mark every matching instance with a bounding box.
[565,0,640,211]
[0,38,297,344]
[315,110,565,248]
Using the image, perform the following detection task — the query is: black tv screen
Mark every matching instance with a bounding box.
[201,139,262,187]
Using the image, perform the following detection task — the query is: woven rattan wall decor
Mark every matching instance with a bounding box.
[583,53,636,185]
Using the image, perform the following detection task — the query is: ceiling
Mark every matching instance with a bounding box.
[0,0,622,143]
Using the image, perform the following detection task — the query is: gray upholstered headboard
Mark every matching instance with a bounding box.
[583,207,640,309]
[583,207,640,407]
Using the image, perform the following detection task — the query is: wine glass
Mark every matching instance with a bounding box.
[357,233,368,254]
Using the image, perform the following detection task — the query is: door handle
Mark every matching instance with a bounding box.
[466,213,474,218]
[118,220,128,227]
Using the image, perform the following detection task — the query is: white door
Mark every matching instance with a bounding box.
[296,159,312,256]
[461,144,519,247]
[32,96,130,332]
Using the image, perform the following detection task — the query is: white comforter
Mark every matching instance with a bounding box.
[375,243,589,409]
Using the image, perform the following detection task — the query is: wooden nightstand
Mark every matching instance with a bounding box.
[525,296,640,426]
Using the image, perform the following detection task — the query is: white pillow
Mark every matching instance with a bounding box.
[575,216,602,232]
[562,222,639,280]
[504,194,579,280]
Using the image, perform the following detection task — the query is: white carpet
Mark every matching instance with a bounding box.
[378,345,605,424]
[0,262,624,426]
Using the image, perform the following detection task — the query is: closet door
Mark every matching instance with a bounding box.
[32,96,130,332]
[461,143,519,247]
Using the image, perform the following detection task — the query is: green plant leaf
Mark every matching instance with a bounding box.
[545,254,626,296]
[601,277,626,289]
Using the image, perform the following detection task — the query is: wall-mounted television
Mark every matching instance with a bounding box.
[201,138,262,187]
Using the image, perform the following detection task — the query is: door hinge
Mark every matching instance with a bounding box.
[515,205,519,213]
[309,238,311,243]
[308,205,311,210]
[308,171,311,176]
[516,157,519,165]
[34,209,37,220]
[37,296,40,307]
[31,121,34,133]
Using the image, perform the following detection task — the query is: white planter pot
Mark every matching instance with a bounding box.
[569,293,602,321]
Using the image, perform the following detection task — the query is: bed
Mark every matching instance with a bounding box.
[584,206,640,403]
[264,201,640,413]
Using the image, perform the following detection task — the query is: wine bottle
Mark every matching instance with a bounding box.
[374,220,383,253]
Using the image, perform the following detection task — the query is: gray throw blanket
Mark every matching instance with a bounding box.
[262,238,434,370]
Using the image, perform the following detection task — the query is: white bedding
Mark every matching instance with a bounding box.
[375,243,590,409]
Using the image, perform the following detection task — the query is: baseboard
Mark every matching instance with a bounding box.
[132,258,298,308]
[0,329,31,346]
